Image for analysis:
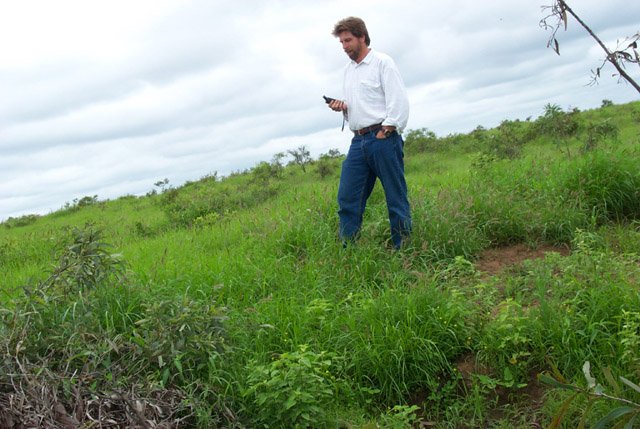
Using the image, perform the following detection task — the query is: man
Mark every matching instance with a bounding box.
[328,17,411,249]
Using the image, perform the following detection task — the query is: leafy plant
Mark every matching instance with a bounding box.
[375,404,421,428]
[539,361,640,428]
[562,151,640,223]
[484,119,531,159]
[582,119,619,152]
[619,310,640,374]
[478,299,533,384]
[252,160,284,183]
[315,154,339,179]
[403,127,439,154]
[2,213,40,229]
[42,224,127,293]
[243,345,336,428]
[536,103,579,142]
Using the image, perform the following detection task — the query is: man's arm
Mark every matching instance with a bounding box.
[380,57,409,133]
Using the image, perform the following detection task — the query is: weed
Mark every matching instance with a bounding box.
[536,103,580,140]
[562,150,640,223]
[2,213,40,228]
[41,224,127,294]
[582,119,619,152]
[376,404,422,428]
[243,345,336,428]
[619,310,640,375]
[539,361,640,428]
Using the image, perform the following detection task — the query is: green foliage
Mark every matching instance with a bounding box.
[252,160,283,183]
[478,299,533,384]
[42,224,127,293]
[243,345,336,428]
[316,153,341,179]
[334,287,475,404]
[562,150,640,223]
[582,119,619,152]
[536,103,580,139]
[0,227,232,426]
[2,100,640,427]
[61,194,100,213]
[287,145,312,173]
[484,119,533,160]
[539,362,640,429]
[468,156,584,245]
[376,404,421,428]
[2,213,40,229]
[403,127,439,154]
[601,99,614,108]
[619,310,640,374]
[161,177,280,227]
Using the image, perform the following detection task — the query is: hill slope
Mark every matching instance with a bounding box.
[1,100,640,428]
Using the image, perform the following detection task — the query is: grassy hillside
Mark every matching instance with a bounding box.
[1,100,640,427]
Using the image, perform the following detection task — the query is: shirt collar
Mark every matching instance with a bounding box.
[352,48,374,66]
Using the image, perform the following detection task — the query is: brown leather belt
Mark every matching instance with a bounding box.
[355,123,382,135]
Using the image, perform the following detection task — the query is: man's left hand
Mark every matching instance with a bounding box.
[376,126,396,139]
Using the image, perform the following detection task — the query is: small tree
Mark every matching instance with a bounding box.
[540,0,640,93]
[154,178,171,193]
[287,145,312,173]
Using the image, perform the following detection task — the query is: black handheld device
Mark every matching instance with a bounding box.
[323,95,337,104]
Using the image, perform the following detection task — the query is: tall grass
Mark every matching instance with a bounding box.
[1,101,640,427]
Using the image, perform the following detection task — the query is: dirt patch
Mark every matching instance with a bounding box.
[454,355,547,425]
[475,244,570,275]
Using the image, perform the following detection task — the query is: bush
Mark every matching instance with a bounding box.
[582,119,619,152]
[161,180,280,227]
[316,154,340,179]
[41,224,127,293]
[562,150,640,223]
[484,119,532,160]
[404,128,438,154]
[243,345,336,427]
[0,226,233,427]
[2,213,40,228]
[536,103,579,139]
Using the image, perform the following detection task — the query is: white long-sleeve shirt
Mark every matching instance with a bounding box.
[342,49,409,133]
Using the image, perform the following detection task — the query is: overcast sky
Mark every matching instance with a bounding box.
[1,0,639,221]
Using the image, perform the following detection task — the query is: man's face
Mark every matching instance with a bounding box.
[338,31,367,62]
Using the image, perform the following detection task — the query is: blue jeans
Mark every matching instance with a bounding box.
[337,130,411,249]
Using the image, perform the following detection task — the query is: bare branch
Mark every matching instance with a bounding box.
[540,0,640,94]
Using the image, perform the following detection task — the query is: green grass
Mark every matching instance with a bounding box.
[1,101,640,428]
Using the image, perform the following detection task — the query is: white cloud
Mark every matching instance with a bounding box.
[1,0,639,220]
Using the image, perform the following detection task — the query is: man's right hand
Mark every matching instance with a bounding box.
[328,99,347,112]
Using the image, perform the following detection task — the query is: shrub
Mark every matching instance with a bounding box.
[2,213,40,228]
[288,145,312,173]
[404,128,438,154]
[161,180,280,227]
[484,119,531,159]
[243,345,336,428]
[477,299,533,384]
[0,226,233,427]
[42,224,127,294]
[562,151,640,223]
[536,103,579,139]
[582,119,619,152]
[316,154,339,179]
[252,160,283,183]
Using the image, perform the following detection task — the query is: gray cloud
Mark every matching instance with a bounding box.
[1,0,638,220]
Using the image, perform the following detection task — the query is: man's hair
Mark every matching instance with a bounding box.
[332,17,370,46]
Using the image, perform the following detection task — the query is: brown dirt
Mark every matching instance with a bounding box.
[475,243,570,275]
[440,243,570,426]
